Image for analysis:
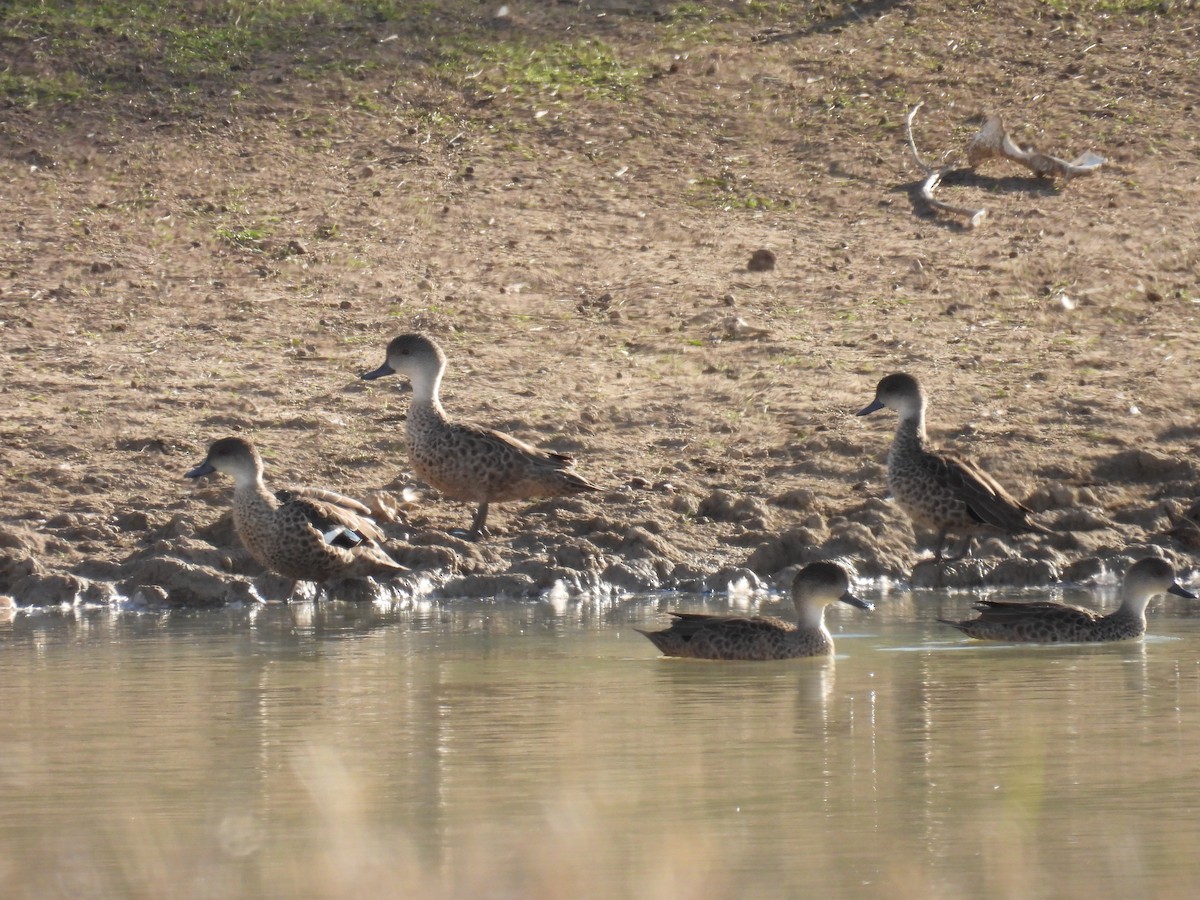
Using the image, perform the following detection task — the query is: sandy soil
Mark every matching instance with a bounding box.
[2,2,1199,604]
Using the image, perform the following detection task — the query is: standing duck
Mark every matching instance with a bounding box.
[857,372,1049,560]
[185,437,406,585]
[940,557,1195,642]
[637,561,872,660]
[360,333,601,540]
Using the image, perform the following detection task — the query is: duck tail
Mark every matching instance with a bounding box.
[565,472,603,494]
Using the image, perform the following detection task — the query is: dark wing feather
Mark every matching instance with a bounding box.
[662,612,791,640]
[456,419,599,473]
[277,486,373,516]
[281,494,386,546]
[453,420,602,490]
[932,451,1047,534]
[970,599,1100,626]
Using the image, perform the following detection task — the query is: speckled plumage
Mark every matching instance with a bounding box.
[857,372,1049,559]
[637,561,872,660]
[361,332,601,539]
[941,557,1195,643]
[185,437,406,583]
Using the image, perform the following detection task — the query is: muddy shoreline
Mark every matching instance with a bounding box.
[3,3,1200,607]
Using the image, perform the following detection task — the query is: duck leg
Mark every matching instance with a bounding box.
[467,502,490,541]
[933,527,949,562]
[942,535,976,563]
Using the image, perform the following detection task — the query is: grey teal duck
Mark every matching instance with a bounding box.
[361,333,601,540]
[940,557,1195,643]
[185,437,407,584]
[637,561,872,660]
[857,372,1049,560]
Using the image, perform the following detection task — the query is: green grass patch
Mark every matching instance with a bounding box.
[687,170,790,211]
[216,225,267,249]
[0,1,469,108]
[438,37,642,102]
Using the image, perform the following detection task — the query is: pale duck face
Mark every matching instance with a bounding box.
[185,436,263,487]
[360,333,446,384]
[857,372,925,420]
[791,561,872,626]
[1120,557,1196,614]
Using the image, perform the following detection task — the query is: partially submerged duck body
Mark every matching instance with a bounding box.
[638,561,872,660]
[941,557,1195,643]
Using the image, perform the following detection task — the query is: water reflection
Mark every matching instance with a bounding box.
[2,589,1200,896]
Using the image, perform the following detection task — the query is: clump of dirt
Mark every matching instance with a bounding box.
[2,2,1200,604]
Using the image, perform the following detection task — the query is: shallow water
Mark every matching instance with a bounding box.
[3,586,1200,899]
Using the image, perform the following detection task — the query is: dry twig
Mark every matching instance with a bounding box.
[905,102,986,228]
[966,114,1106,180]
[904,105,1107,228]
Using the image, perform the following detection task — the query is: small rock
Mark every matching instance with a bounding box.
[1026,482,1078,511]
[1093,449,1193,482]
[702,566,764,594]
[548,541,603,573]
[0,525,46,554]
[621,526,682,562]
[393,544,458,571]
[0,550,44,592]
[744,526,825,575]
[1052,508,1114,532]
[988,558,1060,587]
[747,249,776,272]
[132,585,170,606]
[119,556,242,607]
[11,572,90,607]
[113,511,151,532]
[668,562,707,591]
[1063,557,1105,583]
[773,488,816,511]
[912,559,989,590]
[697,490,772,526]
[600,559,662,593]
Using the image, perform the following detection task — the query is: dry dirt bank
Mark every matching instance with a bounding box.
[2,2,1199,605]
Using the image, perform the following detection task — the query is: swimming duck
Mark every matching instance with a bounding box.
[637,561,872,660]
[185,437,407,584]
[940,557,1195,642]
[857,372,1049,560]
[360,333,601,540]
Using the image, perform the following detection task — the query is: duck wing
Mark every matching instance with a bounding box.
[277,489,387,547]
[276,486,373,517]
[660,612,792,639]
[455,419,589,470]
[969,599,1100,627]
[454,420,602,490]
[933,451,1048,534]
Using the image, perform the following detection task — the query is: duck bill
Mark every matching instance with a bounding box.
[184,461,215,479]
[360,361,395,381]
[1169,583,1197,600]
[856,398,884,417]
[840,590,873,611]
